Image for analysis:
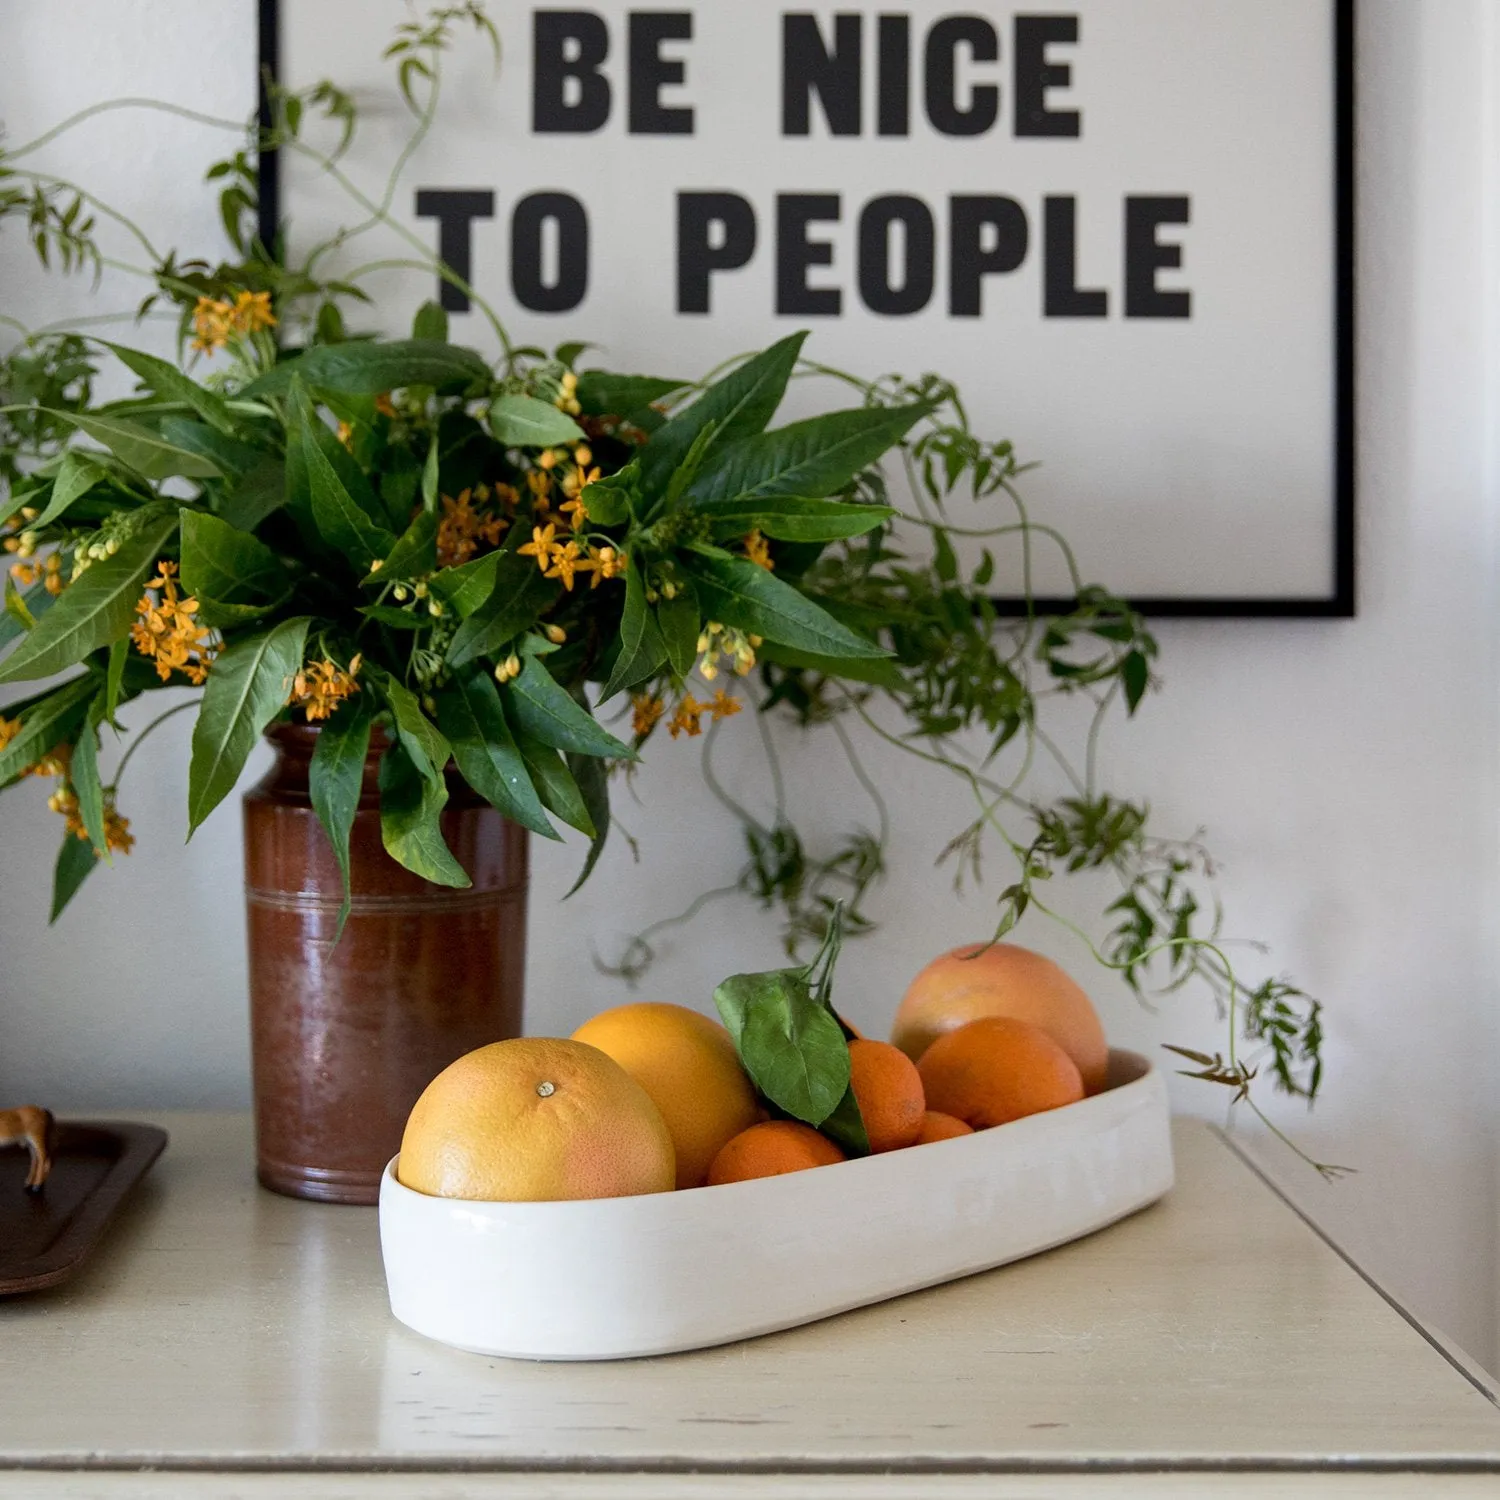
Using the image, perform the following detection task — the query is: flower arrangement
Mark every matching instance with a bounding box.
[0,4,1337,1171]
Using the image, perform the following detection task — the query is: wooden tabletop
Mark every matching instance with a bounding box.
[2,1114,1498,1498]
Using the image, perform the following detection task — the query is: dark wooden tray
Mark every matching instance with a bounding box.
[0,1120,167,1295]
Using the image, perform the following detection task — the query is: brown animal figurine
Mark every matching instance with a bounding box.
[1,1107,56,1193]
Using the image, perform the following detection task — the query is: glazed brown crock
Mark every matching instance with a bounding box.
[243,723,527,1204]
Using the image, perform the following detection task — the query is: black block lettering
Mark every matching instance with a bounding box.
[925,16,999,137]
[1015,15,1080,137]
[533,11,611,134]
[512,192,589,312]
[414,190,496,312]
[859,195,935,315]
[1043,197,1107,317]
[777,194,842,316]
[877,14,910,136]
[678,192,758,314]
[1125,197,1191,318]
[629,12,694,134]
[783,13,862,136]
[949,195,1028,316]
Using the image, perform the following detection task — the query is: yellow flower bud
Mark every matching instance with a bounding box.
[544,623,566,644]
[573,444,592,467]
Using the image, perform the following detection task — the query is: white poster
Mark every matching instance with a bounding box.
[272,0,1352,613]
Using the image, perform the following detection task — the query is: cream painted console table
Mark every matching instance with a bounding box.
[3,1115,1499,1499]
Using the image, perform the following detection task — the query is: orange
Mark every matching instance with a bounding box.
[572,1002,761,1189]
[917,1016,1084,1129]
[707,1121,845,1185]
[892,942,1109,1094]
[847,1038,925,1153]
[915,1110,974,1144]
[397,1038,675,1201]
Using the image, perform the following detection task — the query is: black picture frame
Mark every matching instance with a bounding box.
[256,0,1356,620]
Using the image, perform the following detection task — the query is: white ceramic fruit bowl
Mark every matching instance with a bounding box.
[379,1047,1172,1362]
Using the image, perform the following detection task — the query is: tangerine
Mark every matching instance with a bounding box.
[707,1121,845,1185]
[847,1038,925,1153]
[917,1016,1084,1129]
[397,1038,675,1201]
[915,1110,974,1144]
[893,943,1109,1093]
[572,1002,759,1188]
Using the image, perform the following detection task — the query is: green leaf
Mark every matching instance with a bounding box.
[4,576,36,632]
[309,692,375,943]
[0,676,95,785]
[687,403,930,505]
[488,393,585,448]
[714,969,850,1126]
[435,667,559,840]
[576,372,687,417]
[160,418,267,481]
[214,456,286,533]
[376,672,451,783]
[241,340,491,399]
[370,509,437,584]
[412,300,448,342]
[44,410,221,481]
[70,706,109,858]
[658,589,700,679]
[105,341,238,435]
[0,581,52,651]
[378,739,471,887]
[180,510,291,608]
[187,617,310,834]
[754,640,903,690]
[580,464,638,526]
[700,495,894,543]
[29,450,108,529]
[639,333,806,495]
[661,419,719,513]
[562,749,610,896]
[285,380,389,547]
[104,638,128,724]
[359,604,430,630]
[1123,650,1151,713]
[50,830,97,923]
[299,409,396,570]
[0,515,177,685]
[601,561,667,700]
[445,555,554,667]
[506,657,634,760]
[421,435,440,512]
[431,548,505,619]
[819,1081,871,1158]
[511,733,595,838]
[679,550,890,662]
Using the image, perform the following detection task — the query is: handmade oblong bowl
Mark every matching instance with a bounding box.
[379,1048,1172,1361]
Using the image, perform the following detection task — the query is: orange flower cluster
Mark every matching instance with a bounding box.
[743,529,774,571]
[667,689,742,740]
[131,561,218,685]
[0,716,19,754]
[191,290,276,354]
[48,782,135,855]
[288,656,362,722]
[632,695,666,737]
[518,523,627,593]
[436,486,512,568]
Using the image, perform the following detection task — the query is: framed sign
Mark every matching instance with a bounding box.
[262,1,1354,616]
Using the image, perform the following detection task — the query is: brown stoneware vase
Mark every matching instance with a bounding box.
[243,723,527,1205]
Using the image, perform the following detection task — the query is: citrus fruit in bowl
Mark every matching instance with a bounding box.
[397,1037,675,1202]
[572,1002,760,1189]
[917,1016,1085,1128]
[892,942,1109,1094]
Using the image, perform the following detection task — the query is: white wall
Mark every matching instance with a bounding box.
[2,0,1498,1370]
